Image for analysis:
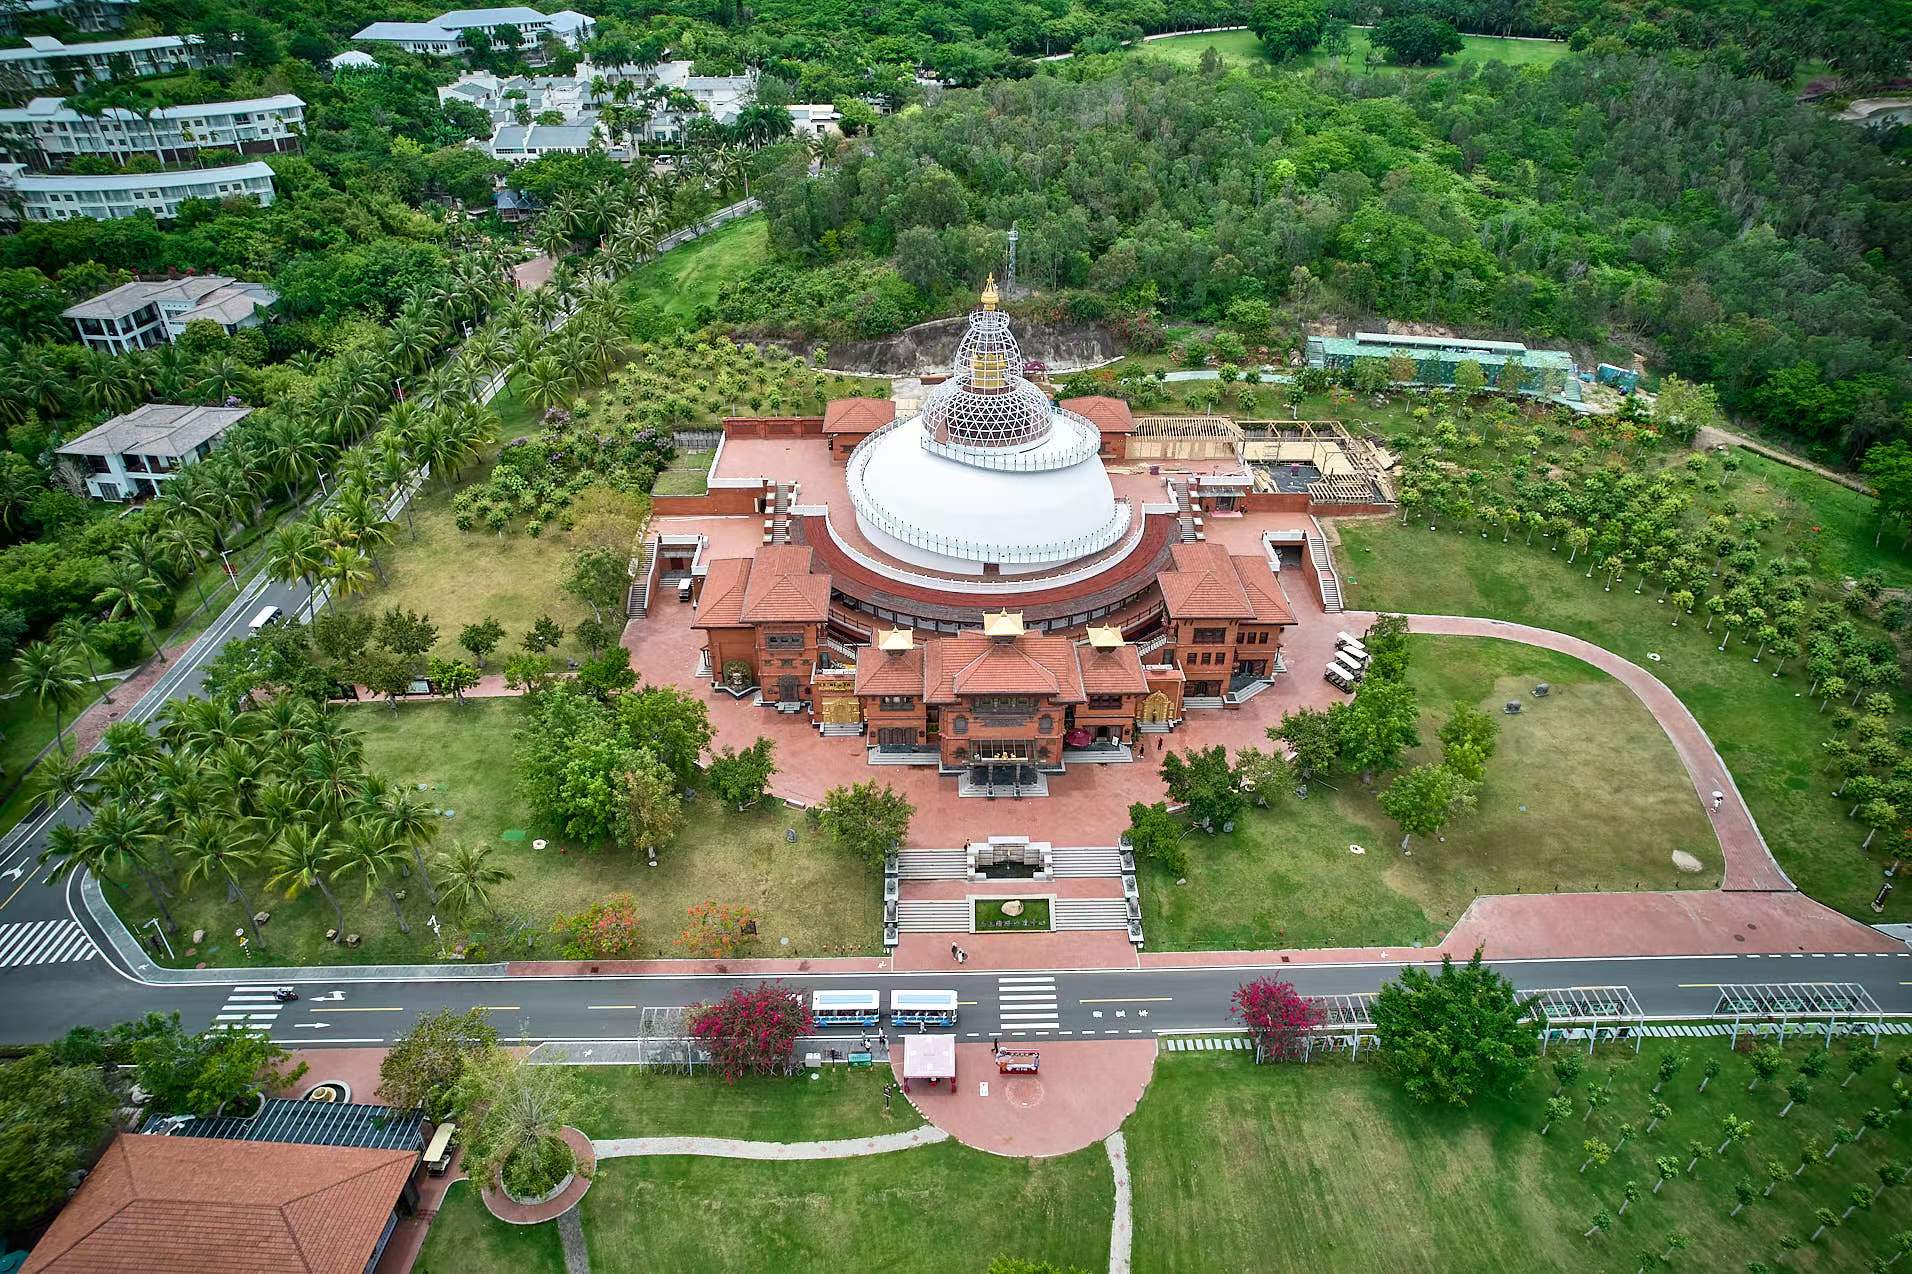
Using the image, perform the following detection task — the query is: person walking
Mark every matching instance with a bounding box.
[1711,789,1724,811]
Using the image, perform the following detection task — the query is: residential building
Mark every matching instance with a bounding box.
[1304,330,1579,399]
[0,0,135,38]
[329,49,380,71]
[492,183,540,221]
[0,158,275,221]
[56,402,250,500]
[0,93,304,165]
[694,543,833,705]
[487,119,595,161]
[0,32,226,91]
[20,1133,416,1274]
[62,274,276,354]
[1156,541,1296,700]
[786,102,840,138]
[1838,97,1912,128]
[350,6,595,61]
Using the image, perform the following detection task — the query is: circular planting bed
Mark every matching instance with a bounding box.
[500,1135,577,1206]
[481,1127,596,1224]
[304,1082,351,1103]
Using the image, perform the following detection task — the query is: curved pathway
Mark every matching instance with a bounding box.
[592,1125,947,1160]
[1389,613,1792,893]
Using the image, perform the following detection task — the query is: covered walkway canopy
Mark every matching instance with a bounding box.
[1712,982,1884,1045]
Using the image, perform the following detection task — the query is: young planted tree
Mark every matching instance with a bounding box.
[1552,1052,1585,1096]
[1717,1113,1753,1155]
[1654,1051,1686,1094]
[1699,1059,1721,1093]
[816,780,914,868]
[1541,1096,1572,1136]
[1731,1179,1757,1217]
[458,617,506,668]
[1583,1209,1611,1240]
[1379,762,1477,852]
[1763,1158,1788,1197]
[1580,1137,1612,1174]
[1846,1043,1882,1088]
[707,737,777,810]
[1748,1046,1783,1090]
[1779,1078,1811,1118]
[1653,1155,1681,1193]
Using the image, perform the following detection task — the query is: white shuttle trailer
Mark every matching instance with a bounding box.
[813,989,882,1027]
[890,989,959,1028]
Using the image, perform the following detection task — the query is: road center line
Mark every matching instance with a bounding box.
[587,1005,638,1010]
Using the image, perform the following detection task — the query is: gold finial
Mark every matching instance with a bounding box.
[980,274,999,312]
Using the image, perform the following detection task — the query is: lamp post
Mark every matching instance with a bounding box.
[143,917,173,960]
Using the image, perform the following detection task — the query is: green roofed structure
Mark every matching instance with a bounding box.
[1305,331,1580,401]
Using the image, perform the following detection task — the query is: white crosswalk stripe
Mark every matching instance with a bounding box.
[0,919,98,969]
[996,974,1059,1032]
[212,985,286,1036]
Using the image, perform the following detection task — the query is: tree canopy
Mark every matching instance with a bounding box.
[1372,949,1542,1106]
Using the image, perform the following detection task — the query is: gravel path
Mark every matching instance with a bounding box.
[591,1125,949,1161]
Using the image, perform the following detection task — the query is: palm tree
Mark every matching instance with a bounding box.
[436,840,512,921]
[266,825,346,936]
[64,800,177,931]
[323,547,378,600]
[380,789,441,907]
[332,822,413,934]
[47,615,107,702]
[156,517,215,609]
[95,561,166,661]
[264,521,326,603]
[178,814,265,948]
[11,641,86,753]
[35,751,92,811]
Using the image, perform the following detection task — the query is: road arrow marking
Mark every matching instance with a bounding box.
[0,865,23,882]
[293,1023,331,1030]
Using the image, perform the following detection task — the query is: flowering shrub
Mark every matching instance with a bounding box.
[675,900,758,959]
[687,982,812,1082]
[554,893,642,959]
[1231,977,1323,1062]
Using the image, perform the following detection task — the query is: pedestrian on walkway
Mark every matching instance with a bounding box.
[950,941,961,961]
[1711,789,1724,811]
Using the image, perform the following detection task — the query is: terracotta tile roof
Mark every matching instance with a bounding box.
[853,645,924,696]
[692,557,751,628]
[23,1134,413,1274]
[1078,642,1149,696]
[739,545,831,623]
[1157,542,1254,619]
[822,397,896,435]
[1061,395,1136,434]
[922,632,1086,704]
[1231,555,1296,625]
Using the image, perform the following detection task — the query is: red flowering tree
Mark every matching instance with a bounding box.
[674,901,758,959]
[1231,977,1323,1062]
[688,981,813,1082]
[554,893,642,959]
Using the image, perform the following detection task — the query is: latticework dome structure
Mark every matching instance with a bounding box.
[843,279,1129,577]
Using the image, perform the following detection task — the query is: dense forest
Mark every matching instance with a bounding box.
[756,55,1911,459]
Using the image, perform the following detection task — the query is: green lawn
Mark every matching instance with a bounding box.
[654,448,715,497]
[1143,635,1717,949]
[1337,514,1908,922]
[110,697,883,967]
[569,1067,921,1140]
[1130,1039,1912,1274]
[621,214,768,326]
[1728,449,1912,588]
[1132,27,1570,73]
[583,1140,1110,1274]
[416,1179,564,1274]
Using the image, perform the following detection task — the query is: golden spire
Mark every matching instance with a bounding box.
[980,274,999,312]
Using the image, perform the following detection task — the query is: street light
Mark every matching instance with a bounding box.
[143,917,173,960]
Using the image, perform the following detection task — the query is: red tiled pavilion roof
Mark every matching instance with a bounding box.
[853,645,924,696]
[822,397,896,435]
[23,1134,413,1274]
[1078,643,1149,696]
[1062,396,1137,434]
[740,545,831,623]
[923,632,1086,704]
[692,557,751,629]
[1156,543,1295,624]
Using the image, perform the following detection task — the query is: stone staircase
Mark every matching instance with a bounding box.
[818,722,864,738]
[627,538,656,617]
[1048,845,1124,878]
[764,481,798,544]
[1307,524,1343,612]
[894,900,971,932]
[956,771,1050,798]
[1167,477,1202,543]
[1053,899,1133,931]
[895,849,969,880]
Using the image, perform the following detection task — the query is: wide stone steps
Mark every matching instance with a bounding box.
[895,850,970,880]
[1053,899,1133,930]
[1049,847,1124,878]
[1308,532,1343,612]
[894,900,972,932]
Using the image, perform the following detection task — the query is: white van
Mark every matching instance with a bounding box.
[248,604,285,633]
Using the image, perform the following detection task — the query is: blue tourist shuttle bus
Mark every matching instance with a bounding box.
[812,990,882,1027]
[890,989,960,1028]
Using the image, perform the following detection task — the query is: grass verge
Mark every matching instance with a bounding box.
[569,1067,921,1141]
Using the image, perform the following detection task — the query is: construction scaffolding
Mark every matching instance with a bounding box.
[1126,414,1241,461]
[1712,983,1884,1046]
[1239,420,1394,504]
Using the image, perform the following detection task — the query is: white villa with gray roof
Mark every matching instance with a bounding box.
[56,404,251,501]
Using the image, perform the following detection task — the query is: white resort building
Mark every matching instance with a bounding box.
[0,159,275,222]
[62,275,277,354]
[56,403,251,500]
[350,7,595,61]
[0,33,227,90]
[0,95,305,165]
[0,0,135,37]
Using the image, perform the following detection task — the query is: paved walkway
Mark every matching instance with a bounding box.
[1390,613,1791,892]
[1106,1132,1132,1274]
[592,1125,947,1160]
[556,1206,589,1274]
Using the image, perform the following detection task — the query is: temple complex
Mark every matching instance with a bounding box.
[643,281,1396,795]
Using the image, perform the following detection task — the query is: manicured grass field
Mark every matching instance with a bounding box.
[1131,26,1570,73]
[621,214,768,326]
[582,1140,1110,1274]
[569,1067,921,1140]
[1142,635,1717,949]
[1129,1039,1912,1274]
[653,448,715,496]
[116,697,883,966]
[1336,513,1908,922]
[416,1179,564,1274]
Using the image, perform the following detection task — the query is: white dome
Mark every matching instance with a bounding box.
[848,413,1128,577]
